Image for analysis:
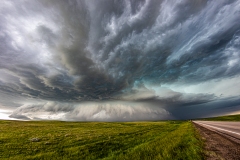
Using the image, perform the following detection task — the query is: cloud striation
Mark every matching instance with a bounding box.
[0,0,240,121]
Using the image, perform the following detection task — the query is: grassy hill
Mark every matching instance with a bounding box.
[0,120,203,160]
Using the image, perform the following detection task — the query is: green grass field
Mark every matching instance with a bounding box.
[201,114,240,121]
[0,120,203,160]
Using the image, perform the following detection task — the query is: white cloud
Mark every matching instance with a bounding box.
[163,75,240,98]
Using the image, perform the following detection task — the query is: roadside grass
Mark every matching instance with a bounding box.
[0,120,203,160]
[201,114,240,121]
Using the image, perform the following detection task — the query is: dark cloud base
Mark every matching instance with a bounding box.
[0,0,240,121]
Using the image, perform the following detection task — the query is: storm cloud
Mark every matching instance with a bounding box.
[0,0,240,121]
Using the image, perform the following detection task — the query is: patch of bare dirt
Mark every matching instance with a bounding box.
[194,123,240,160]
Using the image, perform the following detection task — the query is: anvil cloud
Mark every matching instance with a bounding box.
[0,0,240,121]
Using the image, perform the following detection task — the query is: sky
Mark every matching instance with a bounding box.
[0,0,240,121]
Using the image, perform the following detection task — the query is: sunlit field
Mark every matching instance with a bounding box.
[0,121,203,160]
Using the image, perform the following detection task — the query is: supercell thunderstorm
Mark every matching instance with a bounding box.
[0,0,240,121]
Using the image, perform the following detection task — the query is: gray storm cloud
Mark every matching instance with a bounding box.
[9,101,170,121]
[0,0,240,121]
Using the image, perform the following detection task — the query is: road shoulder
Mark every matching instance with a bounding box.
[193,123,240,160]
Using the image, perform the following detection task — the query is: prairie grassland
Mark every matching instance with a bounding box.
[0,121,203,160]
